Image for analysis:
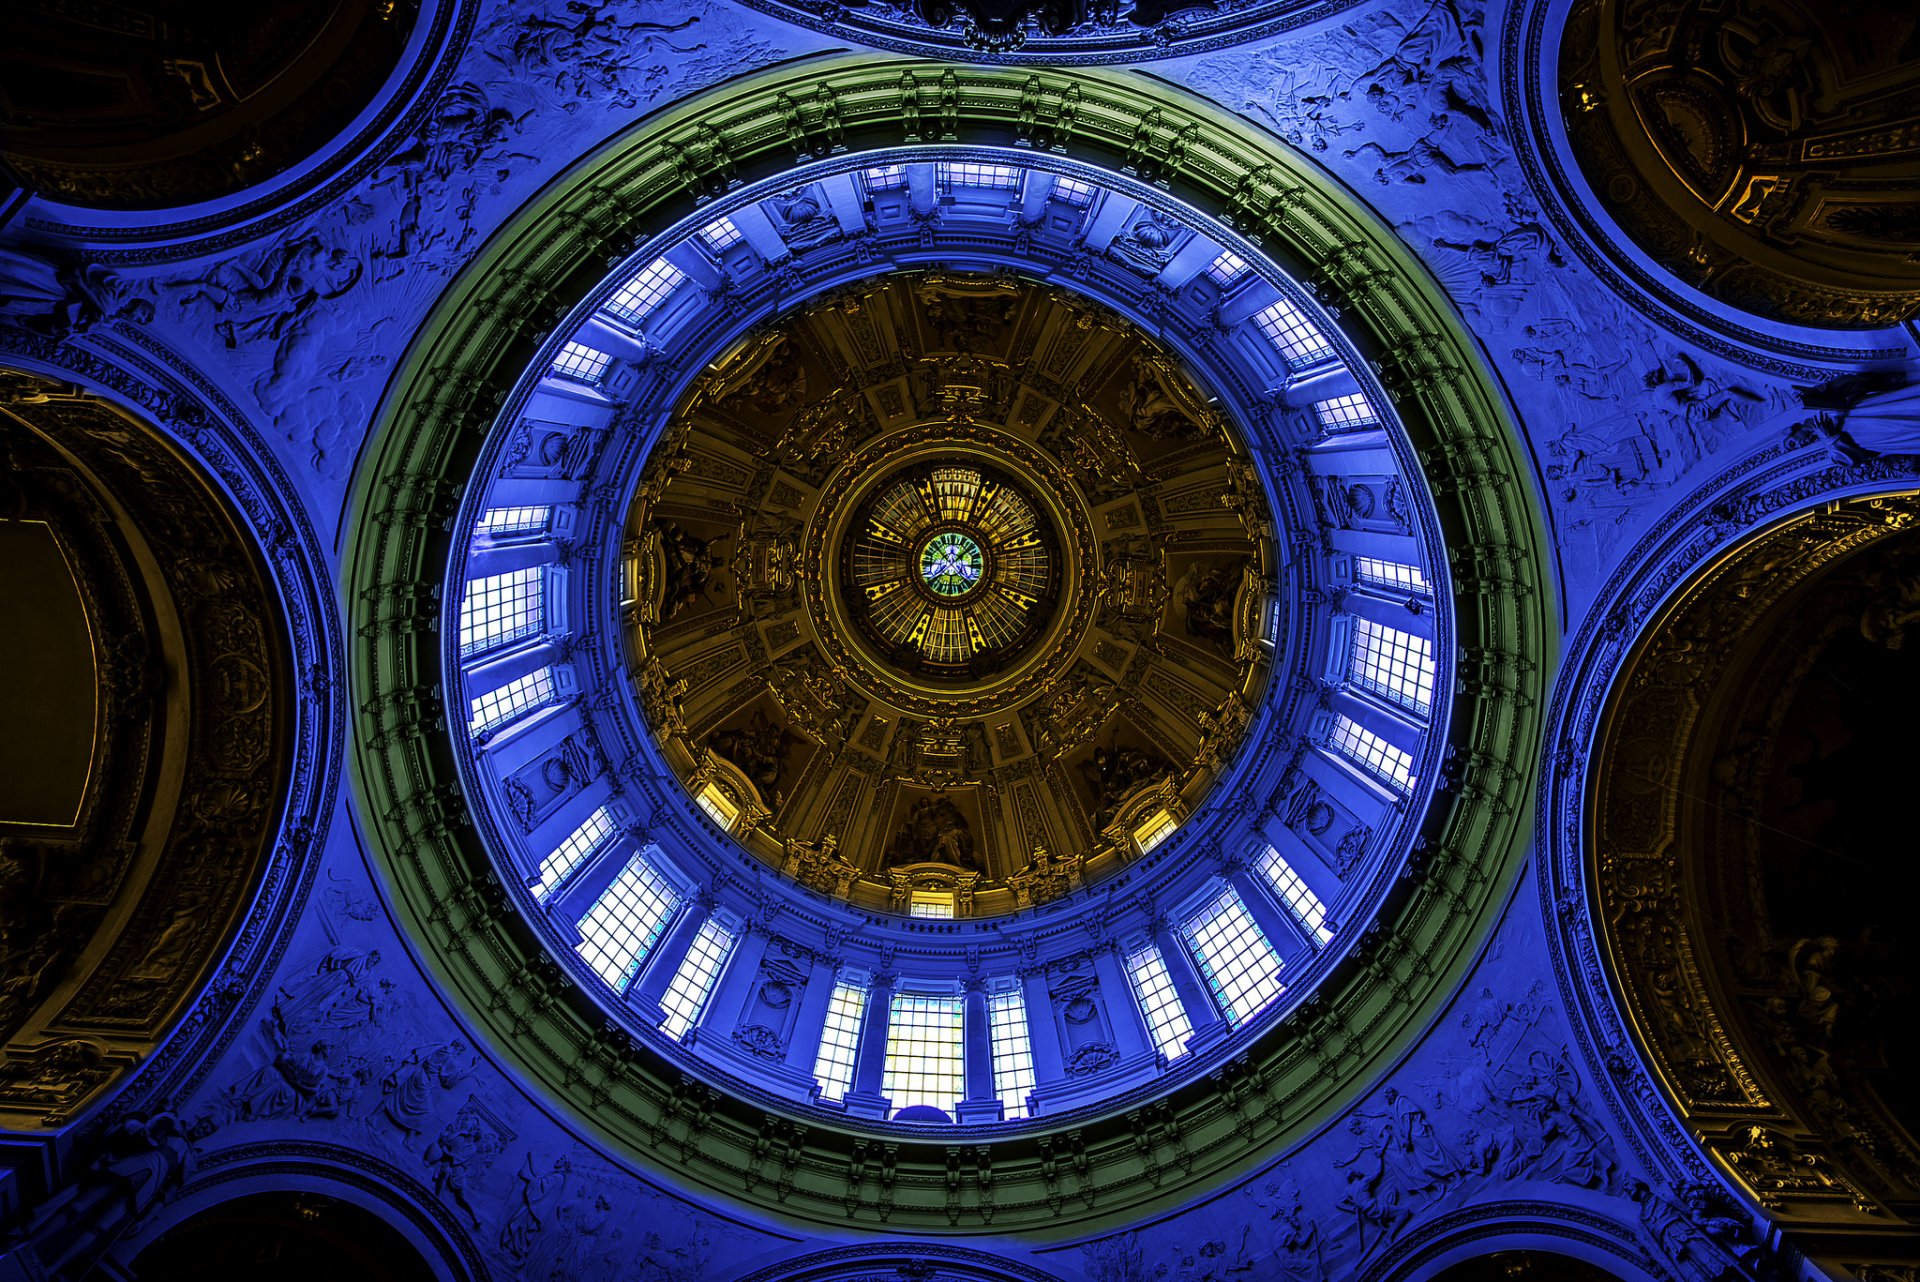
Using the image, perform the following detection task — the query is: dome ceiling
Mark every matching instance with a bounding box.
[348,60,1549,1228]
[723,0,1362,64]
[0,0,422,210]
[1587,492,1920,1220]
[631,274,1272,916]
[1558,0,1920,328]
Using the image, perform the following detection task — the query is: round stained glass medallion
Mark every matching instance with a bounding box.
[919,531,985,598]
[839,458,1062,683]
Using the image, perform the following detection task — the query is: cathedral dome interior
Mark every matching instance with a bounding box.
[0,0,1917,1279]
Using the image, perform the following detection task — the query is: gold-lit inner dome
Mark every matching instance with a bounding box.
[624,274,1276,918]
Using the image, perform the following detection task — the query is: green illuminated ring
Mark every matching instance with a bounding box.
[346,57,1553,1234]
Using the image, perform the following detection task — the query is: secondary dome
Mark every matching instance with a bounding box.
[629,274,1273,918]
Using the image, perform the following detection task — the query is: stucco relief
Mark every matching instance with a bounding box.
[114,0,803,480]
[176,858,775,1282]
[1061,947,1770,1282]
[1189,0,1808,579]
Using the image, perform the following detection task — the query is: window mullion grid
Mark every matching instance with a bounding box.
[1181,888,1284,1026]
[658,917,739,1040]
[986,989,1036,1120]
[1124,943,1194,1060]
[811,979,867,1102]
[574,849,681,993]
[881,992,964,1117]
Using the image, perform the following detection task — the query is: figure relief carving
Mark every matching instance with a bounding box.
[1007,845,1085,909]
[706,710,796,807]
[1079,740,1173,825]
[885,796,977,870]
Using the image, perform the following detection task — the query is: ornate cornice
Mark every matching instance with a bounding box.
[346,58,1551,1232]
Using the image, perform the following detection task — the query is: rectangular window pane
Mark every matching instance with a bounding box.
[939,161,1022,192]
[812,979,868,1103]
[658,917,739,1040]
[695,782,739,830]
[987,988,1036,1120]
[551,341,612,384]
[458,567,544,658]
[1355,556,1430,595]
[1258,845,1335,947]
[1329,714,1415,790]
[475,506,551,537]
[1050,177,1095,206]
[533,806,614,903]
[1206,249,1249,285]
[1313,393,1379,431]
[468,667,557,738]
[863,164,907,193]
[882,992,965,1117]
[1349,618,1435,717]
[1251,297,1335,366]
[696,216,743,253]
[1182,887,1285,1026]
[1125,943,1193,1061]
[603,258,686,326]
[574,849,681,992]
[909,893,954,919]
[1134,809,1178,855]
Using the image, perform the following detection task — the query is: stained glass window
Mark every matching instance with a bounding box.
[1134,809,1178,854]
[469,667,557,738]
[812,979,867,1102]
[1330,715,1415,789]
[940,162,1022,192]
[1355,557,1430,595]
[574,849,681,992]
[1206,249,1249,285]
[551,341,612,384]
[908,892,955,919]
[1050,177,1095,206]
[988,988,1036,1119]
[458,567,544,658]
[475,506,551,537]
[603,258,686,326]
[1258,845,1335,947]
[1251,297,1335,366]
[882,991,965,1117]
[1349,618,1435,716]
[533,806,614,902]
[697,216,744,253]
[1313,393,1379,431]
